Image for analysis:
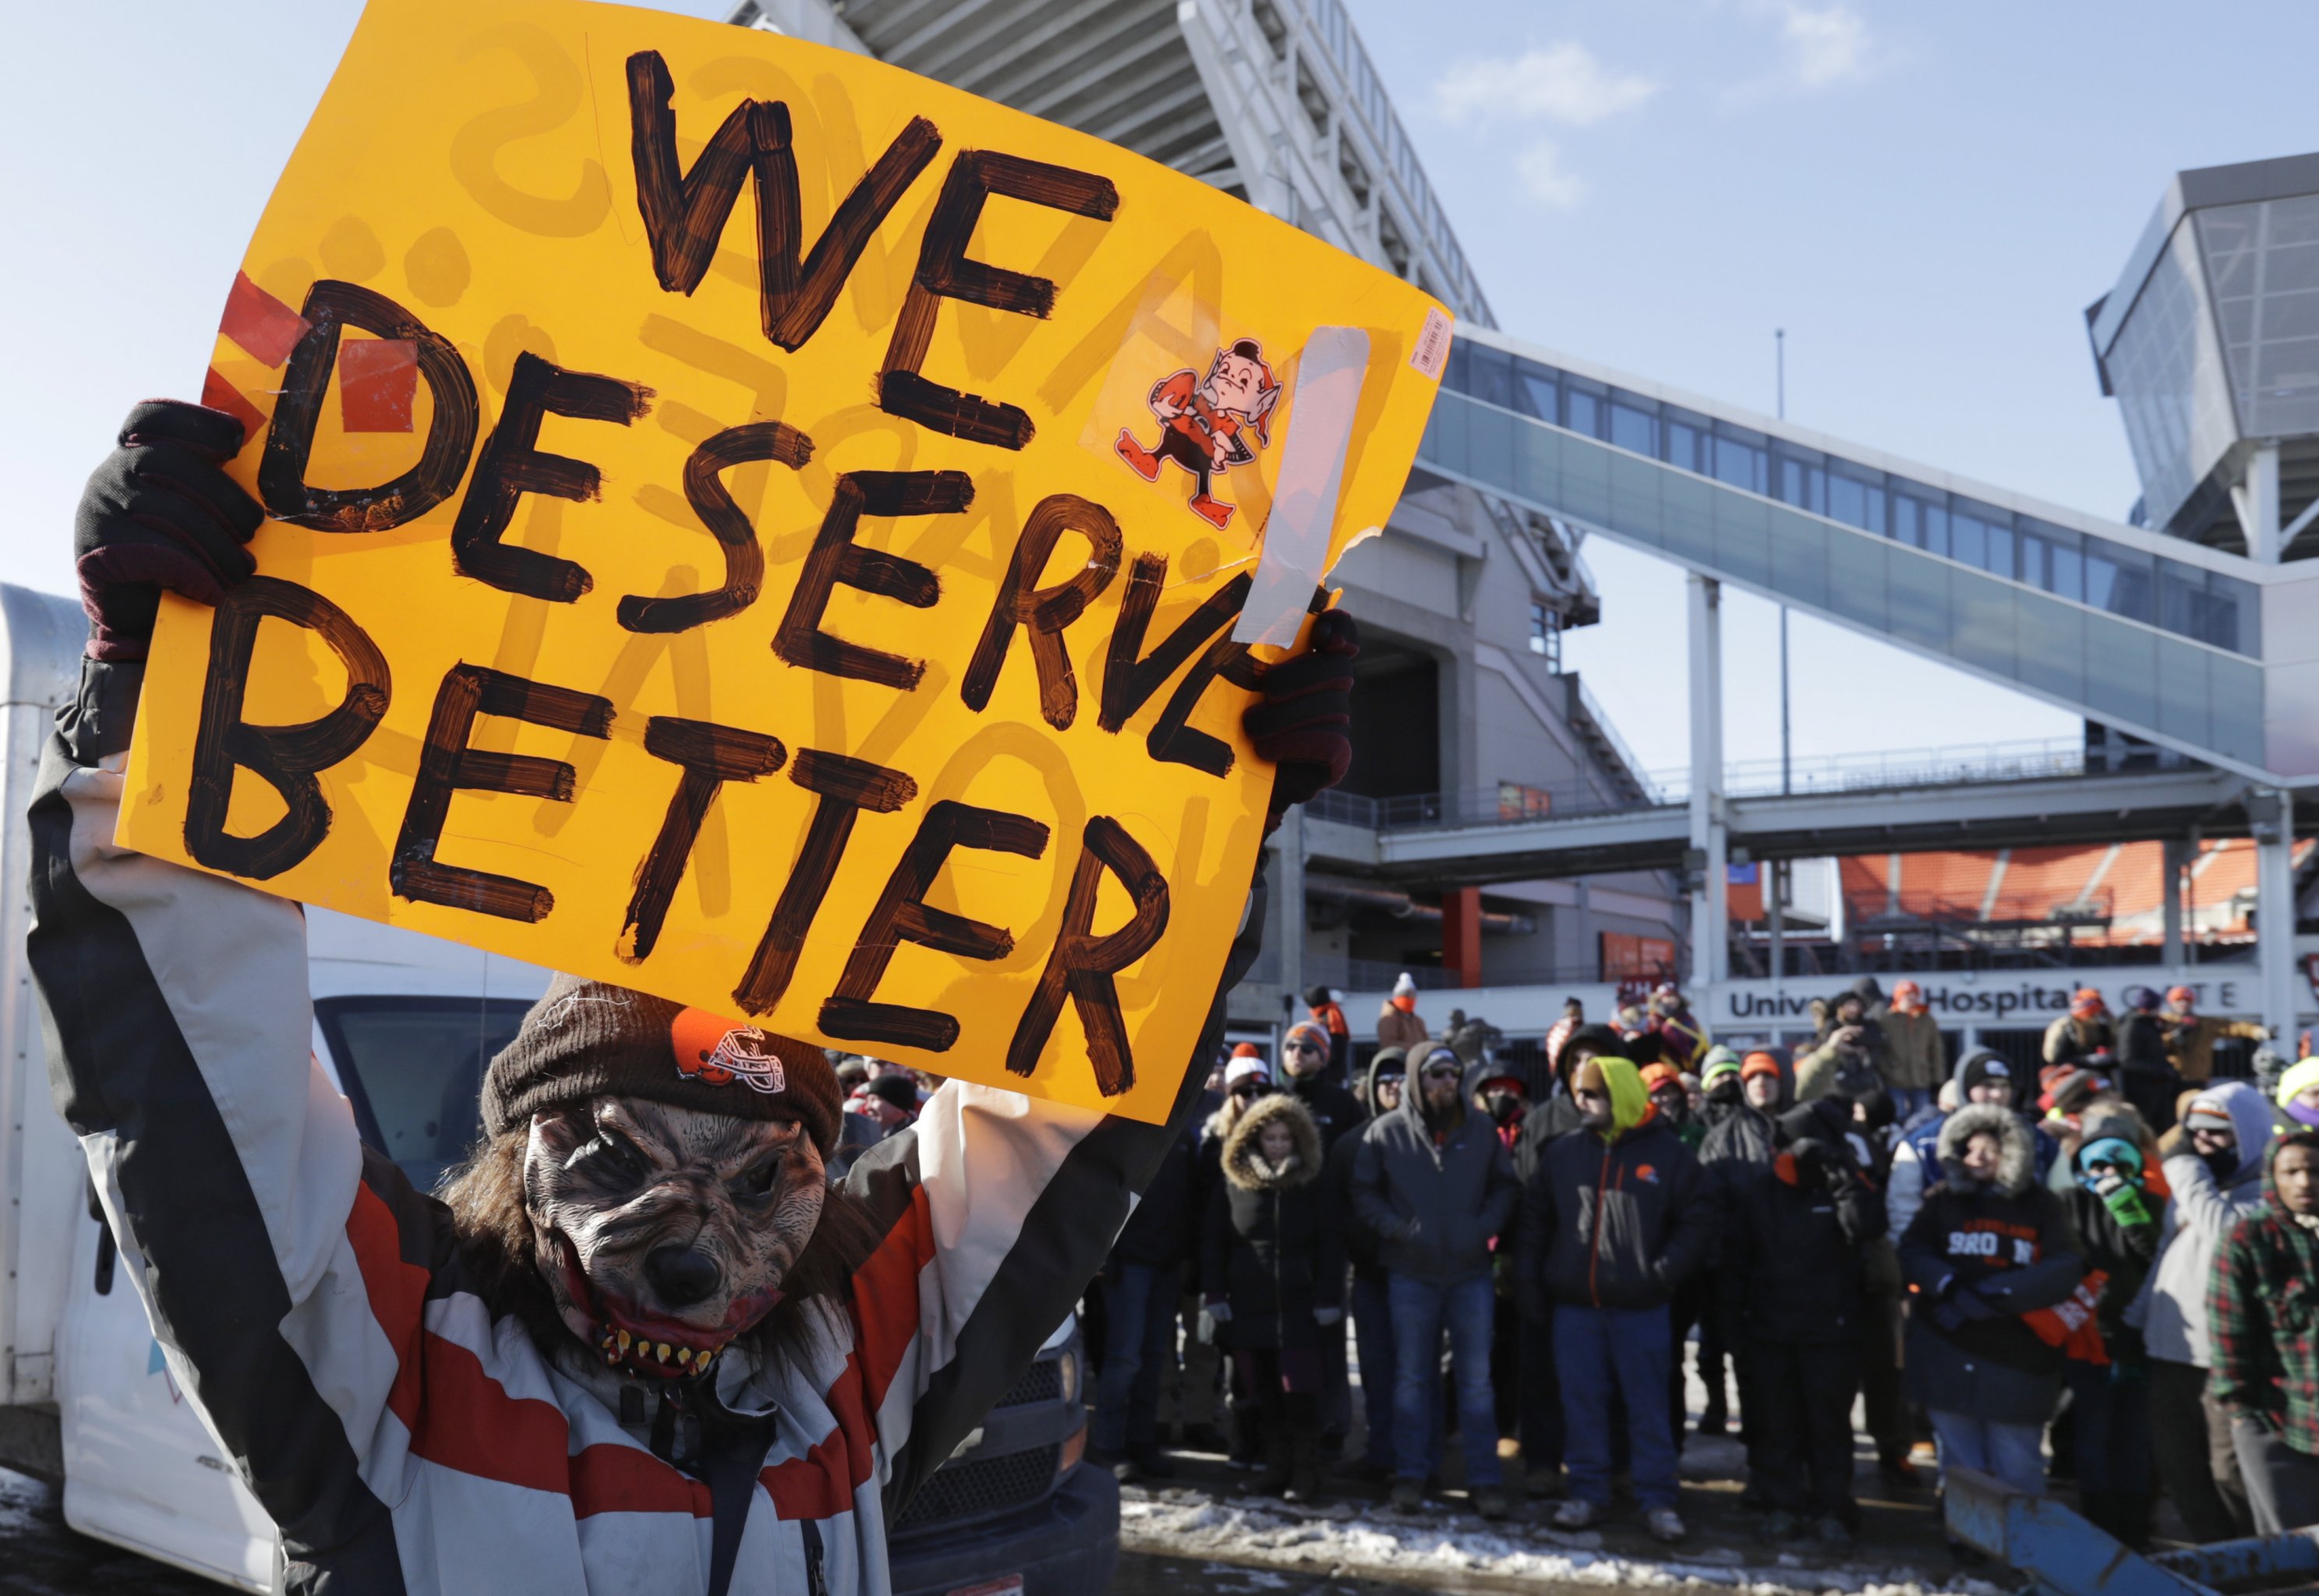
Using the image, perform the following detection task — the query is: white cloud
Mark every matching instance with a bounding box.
[1777,2,1873,87]
[1515,143,1586,210]
[1721,0,1879,103]
[1433,43,1659,129]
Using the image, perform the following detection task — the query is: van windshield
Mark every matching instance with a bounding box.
[316,997,534,1194]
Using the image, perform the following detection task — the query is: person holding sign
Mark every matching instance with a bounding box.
[35,396,1357,1593]
[41,0,1448,1584]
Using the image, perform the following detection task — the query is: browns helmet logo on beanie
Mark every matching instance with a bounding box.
[483,973,840,1154]
[670,1007,789,1096]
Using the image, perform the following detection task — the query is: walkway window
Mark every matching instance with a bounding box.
[1773,442,1827,515]
[2211,573,2260,654]
[1468,344,1515,408]
[1565,376,1607,440]
[2087,543,2155,623]
[1827,462,1886,533]
[1515,357,1558,421]
[1713,422,1768,495]
[1610,392,1658,457]
[1664,408,1709,475]
[1892,487,1948,556]
[2018,518,2084,602]
[1952,498,2013,578]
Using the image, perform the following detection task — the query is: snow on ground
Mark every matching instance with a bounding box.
[1119,1486,2003,1596]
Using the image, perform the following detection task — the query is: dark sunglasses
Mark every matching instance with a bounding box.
[1286,1039,1324,1054]
[1231,1081,1267,1097]
[1422,1064,1462,1080]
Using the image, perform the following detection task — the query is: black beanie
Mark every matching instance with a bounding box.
[483,973,843,1155]
[866,1073,921,1114]
[1959,1050,2013,1096]
[1558,1024,1625,1081]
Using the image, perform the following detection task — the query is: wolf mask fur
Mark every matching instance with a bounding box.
[442,976,875,1381]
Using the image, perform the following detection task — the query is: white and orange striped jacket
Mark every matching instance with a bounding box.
[28,661,1257,1595]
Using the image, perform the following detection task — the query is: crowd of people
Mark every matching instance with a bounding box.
[1066,973,2319,1557]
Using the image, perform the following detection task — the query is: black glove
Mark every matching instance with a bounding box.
[1243,609,1356,822]
[75,401,263,661]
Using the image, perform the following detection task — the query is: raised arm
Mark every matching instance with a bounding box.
[32,402,426,1570]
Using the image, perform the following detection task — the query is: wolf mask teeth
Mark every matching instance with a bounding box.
[524,1096,828,1368]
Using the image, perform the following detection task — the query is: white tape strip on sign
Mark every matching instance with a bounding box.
[1232,327,1370,648]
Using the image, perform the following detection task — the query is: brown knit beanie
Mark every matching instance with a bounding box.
[483,974,843,1155]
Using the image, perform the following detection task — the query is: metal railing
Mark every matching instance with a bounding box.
[1564,673,1661,803]
[1306,736,2202,835]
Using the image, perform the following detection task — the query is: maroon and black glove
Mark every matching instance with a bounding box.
[1243,608,1357,823]
[74,401,263,662]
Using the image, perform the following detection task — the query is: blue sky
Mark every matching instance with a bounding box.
[1341,0,2319,773]
[4,1,2314,775]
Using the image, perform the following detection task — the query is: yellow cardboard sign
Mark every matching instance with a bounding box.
[120,0,1446,1123]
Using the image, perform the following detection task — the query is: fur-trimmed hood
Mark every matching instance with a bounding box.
[1937,1103,2035,1195]
[1221,1092,1323,1192]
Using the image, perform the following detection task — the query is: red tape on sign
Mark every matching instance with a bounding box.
[200,366,267,442]
[218,271,311,367]
[338,338,419,433]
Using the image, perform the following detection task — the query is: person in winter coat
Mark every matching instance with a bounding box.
[1699,1050,1793,1185]
[1720,1097,1886,1545]
[1795,985,1886,1103]
[2112,986,2183,1135]
[1643,1063,1703,1149]
[1882,982,1946,1121]
[1899,1105,2085,1496]
[2209,1130,2319,1532]
[1377,973,1429,1052]
[1697,1049,1792,1488]
[1203,1094,1344,1501]
[1697,1048,1745,1132]
[1888,1050,2061,1244]
[1303,985,1352,1082]
[2056,1111,2162,1548]
[1280,1018,1363,1453]
[2275,1057,2319,1132]
[1520,1056,1716,1543]
[2130,1080,2277,1541]
[2165,987,2271,1084]
[1846,1086,1916,1489]
[1281,1019,1363,1151]
[1199,1056,1276,1460]
[1648,983,1711,1072]
[1328,1048,1406,1479]
[1688,1047,1745,1437]
[1517,1022,1628,1179]
[36,398,1381,1596]
[1444,1008,1501,1068]
[1543,999,1586,1096]
[2045,990,2116,1067]
[1352,1045,1520,1517]
[1094,1121,1197,1481]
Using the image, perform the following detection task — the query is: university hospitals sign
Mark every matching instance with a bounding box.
[1340,966,2272,1043]
[1712,971,2253,1030]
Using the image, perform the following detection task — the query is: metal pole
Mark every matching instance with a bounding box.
[2256,791,2298,1041]
[1776,329,1791,798]
[1780,609,1791,796]
[1688,574,1727,988]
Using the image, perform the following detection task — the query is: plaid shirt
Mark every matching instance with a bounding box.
[2208,1206,2319,1454]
